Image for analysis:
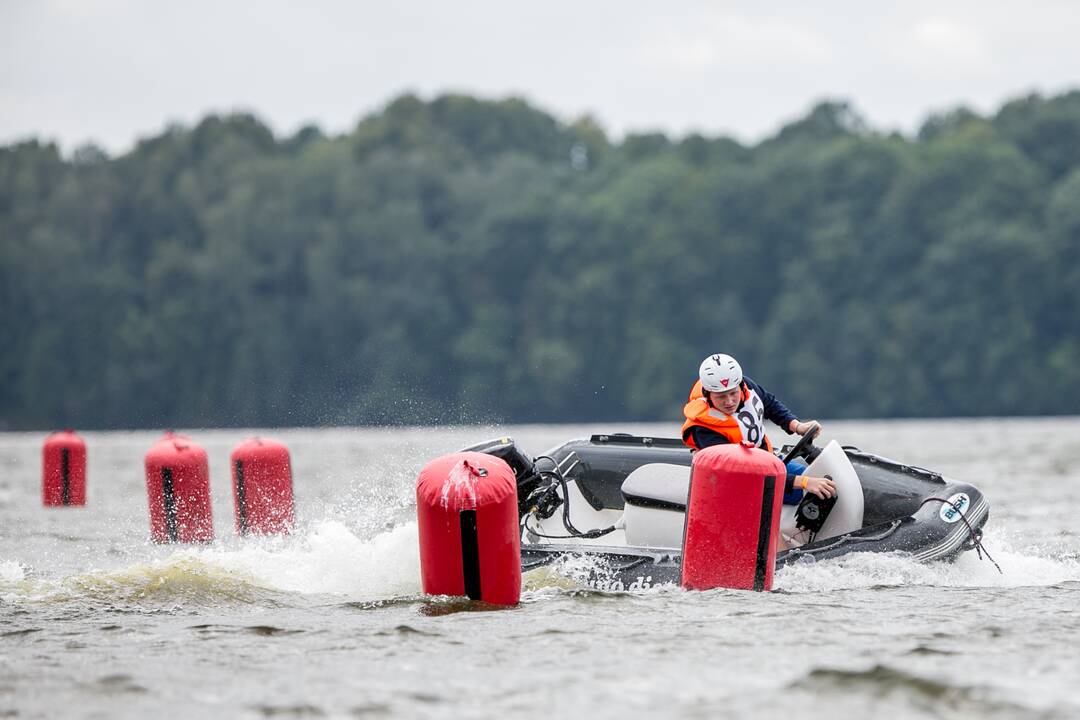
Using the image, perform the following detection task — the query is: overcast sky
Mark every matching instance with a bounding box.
[3,1,1079,154]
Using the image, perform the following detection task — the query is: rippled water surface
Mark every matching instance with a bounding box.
[2,420,1079,719]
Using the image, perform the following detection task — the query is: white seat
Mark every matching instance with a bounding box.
[620,463,691,510]
[620,463,691,549]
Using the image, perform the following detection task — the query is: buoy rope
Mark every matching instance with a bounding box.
[918,496,1002,574]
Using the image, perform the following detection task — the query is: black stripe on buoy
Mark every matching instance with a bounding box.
[753,475,776,591]
[161,467,179,542]
[459,510,482,600]
[235,460,248,535]
[60,448,71,506]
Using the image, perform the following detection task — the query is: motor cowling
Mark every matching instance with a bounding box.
[416,452,520,605]
[681,444,786,591]
[144,432,214,543]
[459,437,542,518]
[42,430,86,506]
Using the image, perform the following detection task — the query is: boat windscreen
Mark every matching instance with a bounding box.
[553,438,692,511]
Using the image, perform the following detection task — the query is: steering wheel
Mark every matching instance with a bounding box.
[781,422,822,465]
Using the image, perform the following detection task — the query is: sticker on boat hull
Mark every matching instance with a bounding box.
[939,493,970,523]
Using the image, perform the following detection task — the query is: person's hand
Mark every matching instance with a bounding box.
[800,475,836,499]
[789,419,822,436]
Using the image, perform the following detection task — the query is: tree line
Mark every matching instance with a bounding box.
[2,91,1079,430]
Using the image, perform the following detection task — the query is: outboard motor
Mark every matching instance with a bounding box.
[461,437,546,518]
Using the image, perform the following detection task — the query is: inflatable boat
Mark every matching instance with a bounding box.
[464,432,991,591]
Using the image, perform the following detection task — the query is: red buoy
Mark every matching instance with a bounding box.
[681,444,786,591]
[230,438,294,536]
[144,432,214,543]
[416,452,520,605]
[42,430,86,506]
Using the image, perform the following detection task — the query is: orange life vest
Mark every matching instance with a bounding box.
[681,380,773,452]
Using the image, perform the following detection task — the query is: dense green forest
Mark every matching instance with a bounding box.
[2,91,1079,430]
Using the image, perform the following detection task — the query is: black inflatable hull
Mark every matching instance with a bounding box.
[522,484,988,590]
[514,434,990,590]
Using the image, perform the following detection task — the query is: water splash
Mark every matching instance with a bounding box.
[4,522,1079,608]
[200,519,421,597]
[0,520,422,606]
[517,527,1080,596]
[1,559,27,583]
[775,530,1080,593]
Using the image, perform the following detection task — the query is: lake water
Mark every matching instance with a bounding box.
[2,419,1079,719]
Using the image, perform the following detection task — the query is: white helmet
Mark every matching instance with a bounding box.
[699,354,743,393]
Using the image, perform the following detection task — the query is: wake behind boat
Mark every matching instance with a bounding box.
[463,431,991,591]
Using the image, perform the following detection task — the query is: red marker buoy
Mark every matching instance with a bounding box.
[42,430,86,506]
[681,444,786,591]
[144,432,213,543]
[417,452,520,605]
[230,438,294,536]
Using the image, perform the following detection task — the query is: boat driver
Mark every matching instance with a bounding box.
[681,353,836,503]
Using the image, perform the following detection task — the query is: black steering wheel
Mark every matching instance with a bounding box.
[781,422,822,465]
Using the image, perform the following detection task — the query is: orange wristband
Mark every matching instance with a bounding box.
[799,476,808,490]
